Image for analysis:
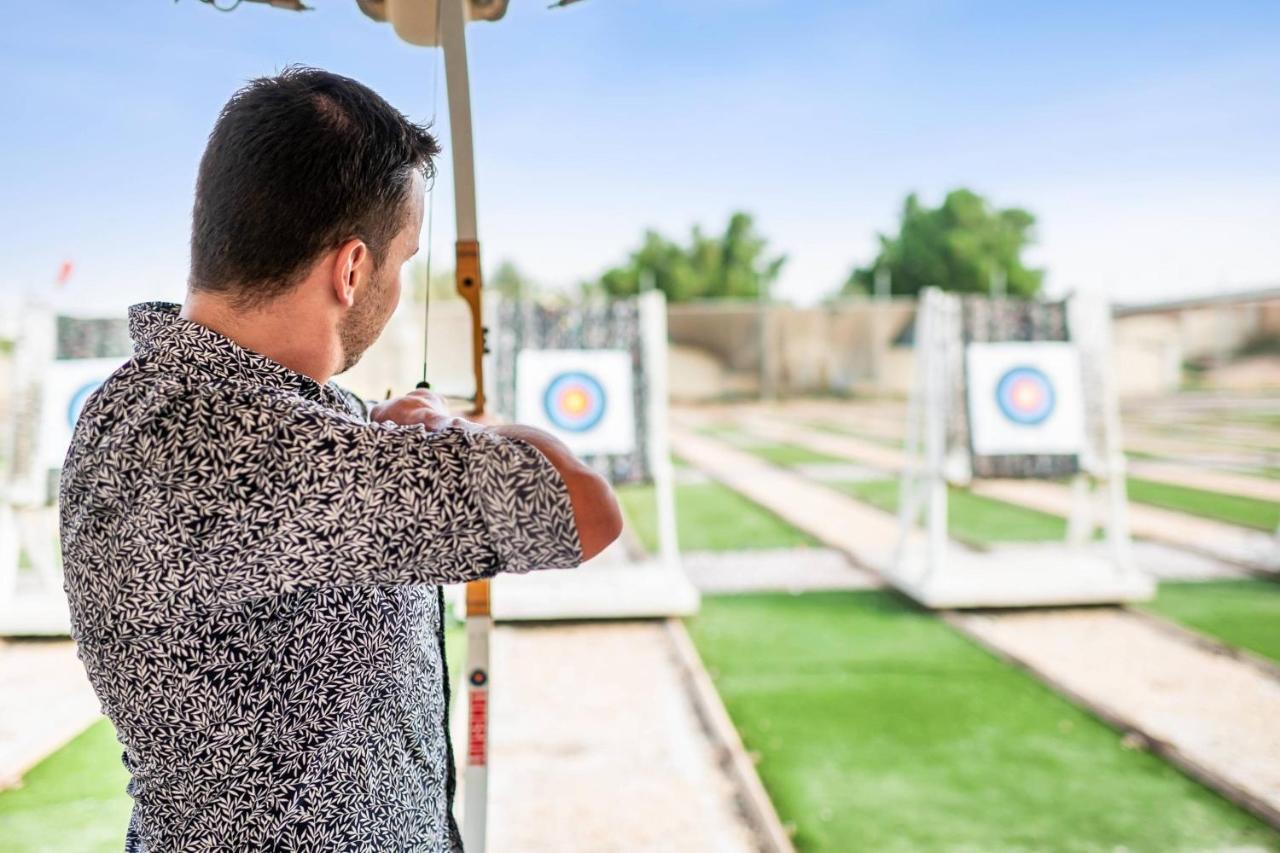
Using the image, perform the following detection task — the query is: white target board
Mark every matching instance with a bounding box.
[38,357,125,470]
[966,342,1085,456]
[516,349,636,455]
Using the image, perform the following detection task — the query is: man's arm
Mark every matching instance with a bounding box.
[488,423,622,562]
[370,390,623,562]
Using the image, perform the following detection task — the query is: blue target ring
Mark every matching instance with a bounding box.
[67,379,105,429]
[543,371,607,433]
[995,366,1055,426]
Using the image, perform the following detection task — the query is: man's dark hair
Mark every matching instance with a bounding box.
[190,66,440,304]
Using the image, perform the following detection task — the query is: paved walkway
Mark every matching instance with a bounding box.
[469,622,757,853]
[0,639,100,788]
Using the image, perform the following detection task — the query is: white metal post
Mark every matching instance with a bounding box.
[639,291,681,571]
[924,291,951,582]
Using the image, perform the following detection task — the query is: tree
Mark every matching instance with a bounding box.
[594,212,787,303]
[408,260,458,303]
[406,258,535,303]
[489,260,537,301]
[841,189,1044,298]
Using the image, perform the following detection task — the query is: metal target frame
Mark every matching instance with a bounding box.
[888,287,1152,609]
[1,302,132,635]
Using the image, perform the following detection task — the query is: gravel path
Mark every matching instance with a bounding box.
[682,548,881,594]
[957,608,1280,824]
[0,639,100,788]
[471,622,758,853]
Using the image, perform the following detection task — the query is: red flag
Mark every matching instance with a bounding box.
[56,260,74,287]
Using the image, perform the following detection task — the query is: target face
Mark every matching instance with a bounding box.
[995,366,1055,426]
[966,342,1085,456]
[517,349,636,455]
[543,371,607,432]
[39,357,125,471]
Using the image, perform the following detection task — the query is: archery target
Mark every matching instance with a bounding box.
[966,342,1085,456]
[543,372,607,433]
[996,366,1055,425]
[39,357,126,470]
[517,350,636,455]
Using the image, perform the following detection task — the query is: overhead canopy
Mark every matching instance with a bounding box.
[355,0,509,45]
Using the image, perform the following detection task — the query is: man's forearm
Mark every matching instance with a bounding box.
[488,423,622,561]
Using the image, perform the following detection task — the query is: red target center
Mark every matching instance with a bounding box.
[1011,379,1043,410]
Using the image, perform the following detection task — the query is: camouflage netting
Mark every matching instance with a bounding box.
[491,298,651,485]
[957,297,1080,480]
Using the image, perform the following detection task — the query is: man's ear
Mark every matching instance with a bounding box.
[331,238,371,308]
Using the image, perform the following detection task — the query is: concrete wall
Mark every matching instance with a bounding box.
[667,299,916,400]
[668,292,1279,401]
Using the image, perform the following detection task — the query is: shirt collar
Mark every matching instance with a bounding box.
[128,302,347,408]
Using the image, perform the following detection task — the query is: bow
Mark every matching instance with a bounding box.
[433,3,493,850]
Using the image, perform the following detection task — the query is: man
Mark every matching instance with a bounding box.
[59,66,622,851]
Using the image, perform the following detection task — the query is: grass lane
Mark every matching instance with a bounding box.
[1126,477,1280,531]
[616,480,819,553]
[833,478,1074,546]
[688,590,1280,852]
[1146,579,1280,664]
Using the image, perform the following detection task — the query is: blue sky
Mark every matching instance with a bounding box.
[1,0,1277,315]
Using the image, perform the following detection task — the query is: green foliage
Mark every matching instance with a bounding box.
[408,261,458,302]
[407,258,536,303]
[594,212,786,303]
[688,591,1280,852]
[843,189,1044,298]
[489,260,536,301]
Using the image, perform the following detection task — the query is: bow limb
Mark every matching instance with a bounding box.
[439,2,492,851]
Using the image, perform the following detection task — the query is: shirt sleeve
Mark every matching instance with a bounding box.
[69,382,583,619]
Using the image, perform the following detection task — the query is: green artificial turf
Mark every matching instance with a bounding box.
[0,624,468,851]
[0,719,132,852]
[809,421,904,448]
[833,479,1072,546]
[1127,477,1280,531]
[687,591,1280,852]
[617,481,818,553]
[749,442,848,467]
[1146,580,1280,664]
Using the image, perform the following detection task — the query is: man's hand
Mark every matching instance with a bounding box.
[371,389,454,430]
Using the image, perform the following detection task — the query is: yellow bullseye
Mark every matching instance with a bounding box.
[561,387,590,415]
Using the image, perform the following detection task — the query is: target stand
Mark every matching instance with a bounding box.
[885,288,1154,609]
[480,290,699,621]
[0,303,129,635]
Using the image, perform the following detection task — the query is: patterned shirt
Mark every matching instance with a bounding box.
[58,302,583,852]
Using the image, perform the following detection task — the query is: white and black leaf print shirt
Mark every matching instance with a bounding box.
[58,302,583,852]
